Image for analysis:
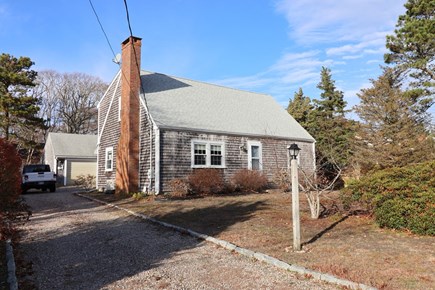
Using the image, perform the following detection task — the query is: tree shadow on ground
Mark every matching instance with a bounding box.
[302,215,349,246]
[152,200,267,237]
[19,191,265,289]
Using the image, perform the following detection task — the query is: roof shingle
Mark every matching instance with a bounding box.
[140,71,314,142]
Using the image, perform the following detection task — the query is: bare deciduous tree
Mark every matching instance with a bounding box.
[299,155,342,219]
[34,71,108,135]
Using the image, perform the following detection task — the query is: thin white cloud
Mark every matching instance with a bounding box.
[214,0,405,112]
[275,0,405,44]
[212,50,342,104]
[367,59,381,64]
[343,55,363,60]
[213,74,274,90]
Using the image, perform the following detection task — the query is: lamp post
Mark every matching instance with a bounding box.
[288,143,301,251]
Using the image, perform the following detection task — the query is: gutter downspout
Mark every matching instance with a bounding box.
[154,125,160,194]
[148,125,153,192]
[138,90,156,194]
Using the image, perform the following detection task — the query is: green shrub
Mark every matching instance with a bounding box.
[188,169,225,195]
[131,192,146,200]
[232,169,269,192]
[340,161,435,235]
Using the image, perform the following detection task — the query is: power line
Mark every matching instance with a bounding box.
[122,0,149,110]
[123,0,135,38]
[88,0,117,61]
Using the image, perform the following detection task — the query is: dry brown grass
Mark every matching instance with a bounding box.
[87,190,435,290]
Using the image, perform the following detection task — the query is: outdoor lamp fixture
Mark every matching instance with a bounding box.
[287,143,301,251]
[288,143,301,160]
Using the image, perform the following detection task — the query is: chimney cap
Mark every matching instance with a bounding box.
[122,36,142,46]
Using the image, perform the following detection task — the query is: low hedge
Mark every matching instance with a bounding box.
[341,160,435,235]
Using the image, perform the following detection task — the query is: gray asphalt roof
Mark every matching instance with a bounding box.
[139,71,315,142]
[47,133,97,158]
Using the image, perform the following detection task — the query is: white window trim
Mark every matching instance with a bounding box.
[191,140,226,168]
[247,141,262,170]
[105,147,114,171]
[118,96,121,122]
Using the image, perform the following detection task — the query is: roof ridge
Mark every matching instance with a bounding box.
[140,69,271,98]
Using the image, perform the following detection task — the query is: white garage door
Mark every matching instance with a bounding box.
[66,159,97,186]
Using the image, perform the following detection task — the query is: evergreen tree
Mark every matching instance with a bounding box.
[0,53,46,160]
[312,67,353,171]
[315,67,347,119]
[286,87,313,129]
[385,0,434,90]
[354,67,433,171]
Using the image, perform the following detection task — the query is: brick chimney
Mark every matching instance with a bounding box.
[115,36,142,194]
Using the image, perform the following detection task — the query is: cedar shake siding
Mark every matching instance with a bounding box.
[157,130,315,193]
[97,72,121,191]
[138,104,155,192]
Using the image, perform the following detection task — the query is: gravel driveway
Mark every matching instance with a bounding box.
[20,187,336,289]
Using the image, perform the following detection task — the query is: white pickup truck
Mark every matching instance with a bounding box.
[21,164,56,193]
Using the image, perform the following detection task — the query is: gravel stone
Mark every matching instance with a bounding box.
[20,187,338,289]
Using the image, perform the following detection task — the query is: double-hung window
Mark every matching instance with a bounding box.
[193,143,207,166]
[247,141,262,170]
[105,147,114,171]
[192,140,225,168]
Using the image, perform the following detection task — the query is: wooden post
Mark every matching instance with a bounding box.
[291,157,301,251]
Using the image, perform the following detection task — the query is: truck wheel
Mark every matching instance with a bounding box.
[50,185,56,193]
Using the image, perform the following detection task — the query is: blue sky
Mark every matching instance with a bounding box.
[1,0,415,117]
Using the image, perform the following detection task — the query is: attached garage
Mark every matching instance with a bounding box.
[44,133,98,187]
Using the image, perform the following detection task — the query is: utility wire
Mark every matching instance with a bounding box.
[123,0,149,111]
[88,0,117,61]
[123,0,135,38]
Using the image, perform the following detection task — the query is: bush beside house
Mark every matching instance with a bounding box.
[341,160,435,235]
[168,169,269,197]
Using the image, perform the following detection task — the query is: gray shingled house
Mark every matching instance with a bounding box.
[97,36,315,194]
[44,132,97,186]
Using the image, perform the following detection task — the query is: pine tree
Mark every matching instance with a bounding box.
[354,67,433,171]
[0,53,46,159]
[312,67,353,171]
[385,0,434,90]
[315,67,347,119]
[286,87,313,129]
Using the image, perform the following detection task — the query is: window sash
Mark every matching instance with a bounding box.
[105,147,113,171]
[192,141,225,168]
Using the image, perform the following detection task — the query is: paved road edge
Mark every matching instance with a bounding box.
[76,193,377,290]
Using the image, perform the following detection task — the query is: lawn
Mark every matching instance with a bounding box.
[87,190,434,290]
